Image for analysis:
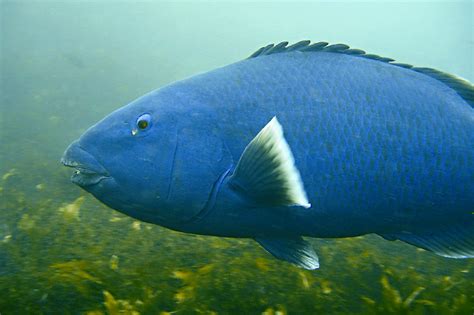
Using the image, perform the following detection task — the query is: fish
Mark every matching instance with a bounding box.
[61,40,474,270]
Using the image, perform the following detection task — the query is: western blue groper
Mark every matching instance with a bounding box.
[62,41,474,269]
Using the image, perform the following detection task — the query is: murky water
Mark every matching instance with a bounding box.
[1,1,473,314]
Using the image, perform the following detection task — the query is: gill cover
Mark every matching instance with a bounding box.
[164,125,233,223]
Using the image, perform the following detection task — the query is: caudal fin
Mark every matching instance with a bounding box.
[381,220,474,258]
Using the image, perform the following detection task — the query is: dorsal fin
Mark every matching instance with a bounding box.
[248,40,474,109]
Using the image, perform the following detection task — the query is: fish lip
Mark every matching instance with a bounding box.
[61,158,110,187]
[61,141,110,187]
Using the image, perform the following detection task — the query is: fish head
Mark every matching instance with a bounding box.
[61,89,232,226]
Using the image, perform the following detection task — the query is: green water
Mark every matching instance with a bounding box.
[1,1,473,314]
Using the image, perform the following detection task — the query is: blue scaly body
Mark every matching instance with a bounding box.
[62,41,474,269]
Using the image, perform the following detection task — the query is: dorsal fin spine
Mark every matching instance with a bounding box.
[300,42,328,52]
[247,40,474,109]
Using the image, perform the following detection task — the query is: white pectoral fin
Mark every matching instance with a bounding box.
[229,116,310,208]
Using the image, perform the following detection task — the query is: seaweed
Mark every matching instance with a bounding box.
[0,33,472,315]
[0,170,473,314]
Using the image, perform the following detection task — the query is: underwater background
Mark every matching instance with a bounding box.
[1,1,473,314]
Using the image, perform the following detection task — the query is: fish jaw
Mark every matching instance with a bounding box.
[61,140,110,187]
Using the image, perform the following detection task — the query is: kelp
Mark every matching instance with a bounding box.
[0,163,473,314]
[0,55,473,313]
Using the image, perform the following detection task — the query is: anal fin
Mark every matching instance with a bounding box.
[381,220,474,258]
[255,236,319,270]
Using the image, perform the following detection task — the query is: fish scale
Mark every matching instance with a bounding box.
[63,41,474,269]
[190,49,472,230]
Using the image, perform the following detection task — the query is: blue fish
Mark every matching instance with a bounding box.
[62,41,474,269]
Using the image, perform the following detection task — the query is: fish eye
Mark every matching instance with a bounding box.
[136,114,151,130]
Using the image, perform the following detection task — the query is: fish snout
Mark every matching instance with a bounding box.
[61,140,109,186]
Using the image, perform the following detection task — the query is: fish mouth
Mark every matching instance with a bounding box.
[61,141,110,187]
[62,160,110,186]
